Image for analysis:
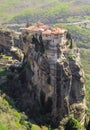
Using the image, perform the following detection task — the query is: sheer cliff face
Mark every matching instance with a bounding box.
[21,24,86,126]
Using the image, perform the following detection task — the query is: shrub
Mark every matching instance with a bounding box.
[65,117,81,130]
[86,119,90,130]
[68,52,76,60]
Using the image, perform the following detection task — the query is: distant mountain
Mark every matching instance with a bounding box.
[0,0,90,24]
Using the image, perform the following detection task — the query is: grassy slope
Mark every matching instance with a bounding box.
[0,0,90,24]
[0,92,29,130]
[0,63,49,130]
[0,88,49,130]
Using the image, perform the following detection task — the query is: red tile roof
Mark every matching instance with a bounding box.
[25,23,67,35]
[42,29,52,35]
[51,27,66,34]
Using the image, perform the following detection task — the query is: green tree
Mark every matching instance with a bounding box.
[65,117,81,130]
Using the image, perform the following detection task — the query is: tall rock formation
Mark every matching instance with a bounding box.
[21,23,86,127]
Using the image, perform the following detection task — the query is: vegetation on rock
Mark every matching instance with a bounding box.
[65,118,81,130]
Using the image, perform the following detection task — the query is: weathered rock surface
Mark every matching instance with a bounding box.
[21,23,86,127]
[0,24,86,128]
[0,28,24,61]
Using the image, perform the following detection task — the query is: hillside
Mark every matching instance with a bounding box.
[0,23,87,129]
[0,90,48,130]
[0,0,90,24]
[0,1,90,129]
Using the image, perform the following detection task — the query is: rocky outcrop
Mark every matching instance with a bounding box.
[0,28,15,50]
[21,23,86,127]
[0,28,24,61]
[0,24,85,128]
[0,28,22,52]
